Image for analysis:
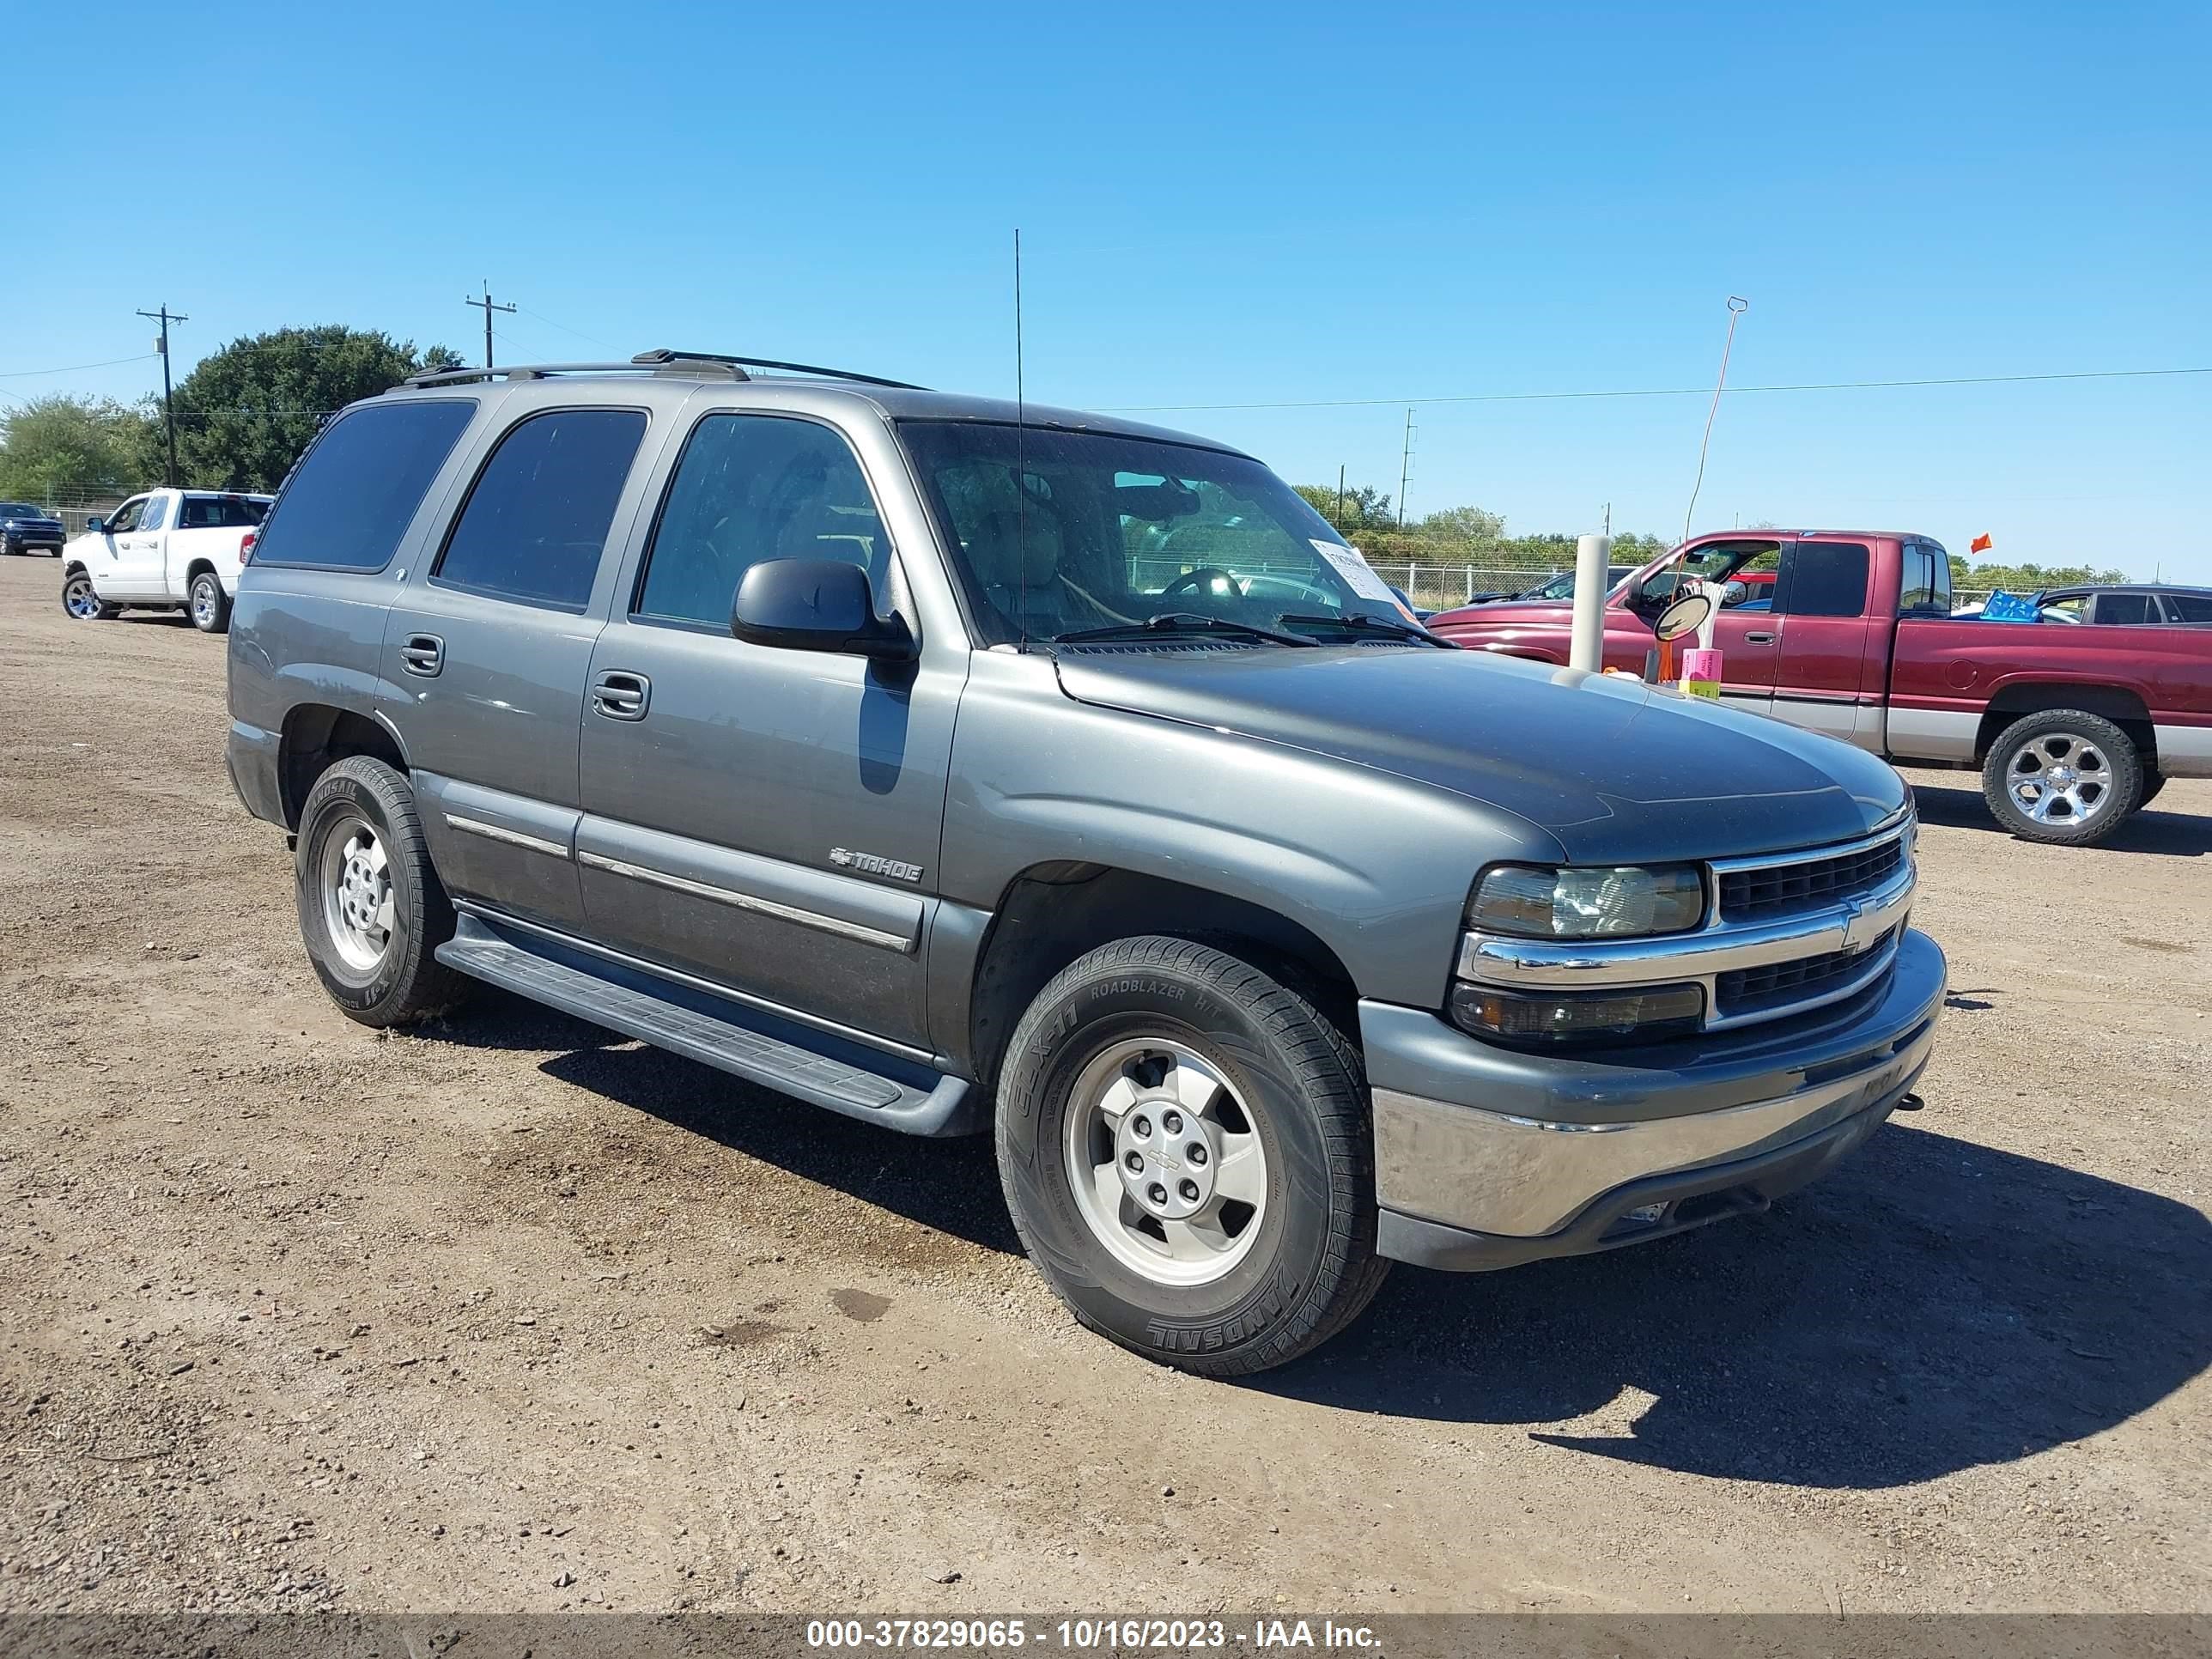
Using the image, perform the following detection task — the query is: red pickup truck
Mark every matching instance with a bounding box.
[1427,530,2212,846]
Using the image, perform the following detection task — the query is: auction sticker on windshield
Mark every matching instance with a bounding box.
[1311,539,1398,603]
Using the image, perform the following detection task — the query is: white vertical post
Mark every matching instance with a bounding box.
[1568,532,1613,672]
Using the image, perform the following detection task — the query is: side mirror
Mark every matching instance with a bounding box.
[732,557,916,661]
[85,517,106,535]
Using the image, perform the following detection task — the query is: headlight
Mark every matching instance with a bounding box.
[1449,981,1705,1043]
[1468,863,1705,939]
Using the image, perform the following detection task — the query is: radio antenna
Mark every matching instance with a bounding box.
[1683,295,1748,544]
[1014,227,1029,651]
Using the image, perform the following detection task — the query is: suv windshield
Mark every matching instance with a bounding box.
[896,421,1407,646]
[0,503,44,518]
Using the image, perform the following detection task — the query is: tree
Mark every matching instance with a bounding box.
[1295,482,1394,532]
[1419,504,1506,542]
[0,394,159,496]
[170,326,463,491]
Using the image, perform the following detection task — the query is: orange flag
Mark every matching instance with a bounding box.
[1970,532,1994,554]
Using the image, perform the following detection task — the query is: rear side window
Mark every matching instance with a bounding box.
[2166,593,2212,623]
[2094,592,2156,625]
[434,409,647,612]
[253,400,476,571]
[635,414,889,628]
[180,495,268,529]
[1776,543,1870,618]
[1898,543,1953,617]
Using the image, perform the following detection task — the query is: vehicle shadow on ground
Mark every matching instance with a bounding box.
[1258,1120,2212,1489]
[416,996,2210,1490]
[478,1005,1025,1257]
[1909,780,2211,856]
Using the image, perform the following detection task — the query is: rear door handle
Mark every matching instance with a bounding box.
[400,634,443,677]
[1745,631,1777,646]
[592,670,650,720]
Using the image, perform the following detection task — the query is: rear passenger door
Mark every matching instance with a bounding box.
[574,409,961,1052]
[381,405,653,934]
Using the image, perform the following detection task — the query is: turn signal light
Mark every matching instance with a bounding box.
[1449,981,1705,1044]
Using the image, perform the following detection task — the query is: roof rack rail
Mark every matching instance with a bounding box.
[400,350,925,391]
[629,349,924,390]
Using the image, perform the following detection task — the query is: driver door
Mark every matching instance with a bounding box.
[88,495,151,599]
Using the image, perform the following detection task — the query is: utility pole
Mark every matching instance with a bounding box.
[1335,465,1346,529]
[137,305,186,487]
[465,281,517,368]
[1603,501,1612,535]
[1396,408,1416,527]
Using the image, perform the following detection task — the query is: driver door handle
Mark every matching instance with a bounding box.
[592,670,650,720]
[1745,631,1777,646]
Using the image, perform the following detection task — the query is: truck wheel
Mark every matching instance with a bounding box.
[995,936,1389,1376]
[60,570,118,621]
[295,757,471,1026]
[1983,709,2142,846]
[187,571,231,634]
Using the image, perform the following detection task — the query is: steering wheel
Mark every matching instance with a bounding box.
[1158,566,1244,601]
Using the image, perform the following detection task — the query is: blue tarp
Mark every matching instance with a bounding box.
[1979,590,2043,622]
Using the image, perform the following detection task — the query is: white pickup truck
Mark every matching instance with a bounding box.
[60,487,274,634]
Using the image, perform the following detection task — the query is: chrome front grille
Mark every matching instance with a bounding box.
[1716,926,1901,1019]
[1456,815,1917,1034]
[1717,836,1905,922]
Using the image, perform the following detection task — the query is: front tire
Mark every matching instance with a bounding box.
[295,757,471,1025]
[187,571,232,634]
[1982,709,2142,846]
[60,570,118,621]
[996,937,1389,1376]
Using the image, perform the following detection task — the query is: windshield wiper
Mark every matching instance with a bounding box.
[1274,611,1449,645]
[1051,613,1316,647]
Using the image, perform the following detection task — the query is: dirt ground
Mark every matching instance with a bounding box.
[1,550,2207,1617]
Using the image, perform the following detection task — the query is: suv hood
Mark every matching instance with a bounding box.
[1052,644,1907,864]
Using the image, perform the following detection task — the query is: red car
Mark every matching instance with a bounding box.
[1427,530,2212,845]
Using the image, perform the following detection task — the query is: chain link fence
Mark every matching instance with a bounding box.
[20,486,137,537]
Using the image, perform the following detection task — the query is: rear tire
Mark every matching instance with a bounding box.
[995,936,1389,1376]
[295,757,471,1025]
[187,571,231,634]
[1982,709,2142,846]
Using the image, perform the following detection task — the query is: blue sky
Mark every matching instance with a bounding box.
[3,2,2206,576]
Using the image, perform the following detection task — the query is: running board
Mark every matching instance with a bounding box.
[435,915,981,1136]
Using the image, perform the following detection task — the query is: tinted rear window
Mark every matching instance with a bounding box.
[2094,592,2156,625]
[180,495,269,529]
[2166,593,2212,623]
[1777,543,1870,618]
[432,408,647,612]
[252,400,477,571]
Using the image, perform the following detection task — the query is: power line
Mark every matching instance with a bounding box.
[1099,363,2212,413]
[0,353,164,380]
[516,304,622,353]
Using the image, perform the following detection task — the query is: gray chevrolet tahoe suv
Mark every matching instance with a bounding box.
[225,349,1945,1376]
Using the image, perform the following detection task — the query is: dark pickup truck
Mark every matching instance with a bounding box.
[1431,530,2212,846]
[225,355,1943,1375]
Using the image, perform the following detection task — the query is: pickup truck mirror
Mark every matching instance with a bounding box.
[85,517,106,535]
[732,558,917,662]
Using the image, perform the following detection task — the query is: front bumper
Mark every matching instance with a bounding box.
[1362,927,1944,1271]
